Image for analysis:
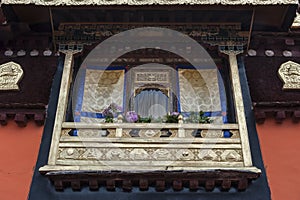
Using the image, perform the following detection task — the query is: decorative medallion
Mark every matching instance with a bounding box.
[0,61,24,91]
[278,61,300,90]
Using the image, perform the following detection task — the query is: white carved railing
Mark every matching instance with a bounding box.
[50,120,245,171]
[62,122,240,139]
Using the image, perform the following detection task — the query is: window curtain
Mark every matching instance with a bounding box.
[135,90,168,119]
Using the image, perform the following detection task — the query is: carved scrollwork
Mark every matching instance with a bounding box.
[57,147,243,163]
[134,84,169,97]
[0,62,23,91]
[138,129,161,137]
[278,61,300,90]
[175,149,195,161]
[198,149,243,162]
[129,149,150,160]
[153,149,173,160]
[201,130,223,138]
[106,149,126,160]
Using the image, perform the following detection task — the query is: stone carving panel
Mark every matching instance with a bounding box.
[57,147,243,163]
[278,61,300,90]
[198,149,242,162]
[0,61,23,91]
[201,130,223,138]
[135,72,169,83]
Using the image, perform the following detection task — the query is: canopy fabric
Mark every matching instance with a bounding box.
[1,0,297,6]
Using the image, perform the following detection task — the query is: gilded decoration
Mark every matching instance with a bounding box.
[278,61,300,90]
[0,61,23,91]
[1,0,297,5]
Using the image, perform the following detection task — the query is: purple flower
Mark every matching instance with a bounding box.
[171,112,179,116]
[125,111,138,123]
[103,108,113,118]
[102,103,122,118]
[110,102,123,111]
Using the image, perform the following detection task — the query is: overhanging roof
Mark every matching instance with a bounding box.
[0,0,298,6]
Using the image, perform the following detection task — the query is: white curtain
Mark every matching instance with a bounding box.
[135,90,168,119]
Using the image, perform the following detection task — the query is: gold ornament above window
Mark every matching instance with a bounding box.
[278,61,300,90]
[0,61,24,91]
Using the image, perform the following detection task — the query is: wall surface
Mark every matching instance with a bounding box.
[257,119,300,200]
[0,122,43,200]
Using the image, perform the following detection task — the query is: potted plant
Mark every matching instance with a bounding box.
[160,112,180,137]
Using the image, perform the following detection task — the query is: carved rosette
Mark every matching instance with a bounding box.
[278,61,300,90]
[0,61,24,91]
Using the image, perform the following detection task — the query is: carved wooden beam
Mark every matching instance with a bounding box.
[45,170,260,191]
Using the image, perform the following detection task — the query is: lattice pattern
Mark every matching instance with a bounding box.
[81,69,125,114]
[178,69,221,112]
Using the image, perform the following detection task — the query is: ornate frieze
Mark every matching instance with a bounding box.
[0,61,23,91]
[53,23,247,48]
[57,147,243,163]
[1,0,297,5]
[278,61,300,90]
[135,72,169,83]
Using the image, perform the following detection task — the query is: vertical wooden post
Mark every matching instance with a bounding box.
[48,50,79,165]
[116,114,123,137]
[178,114,185,137]
[220,50,253,167]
